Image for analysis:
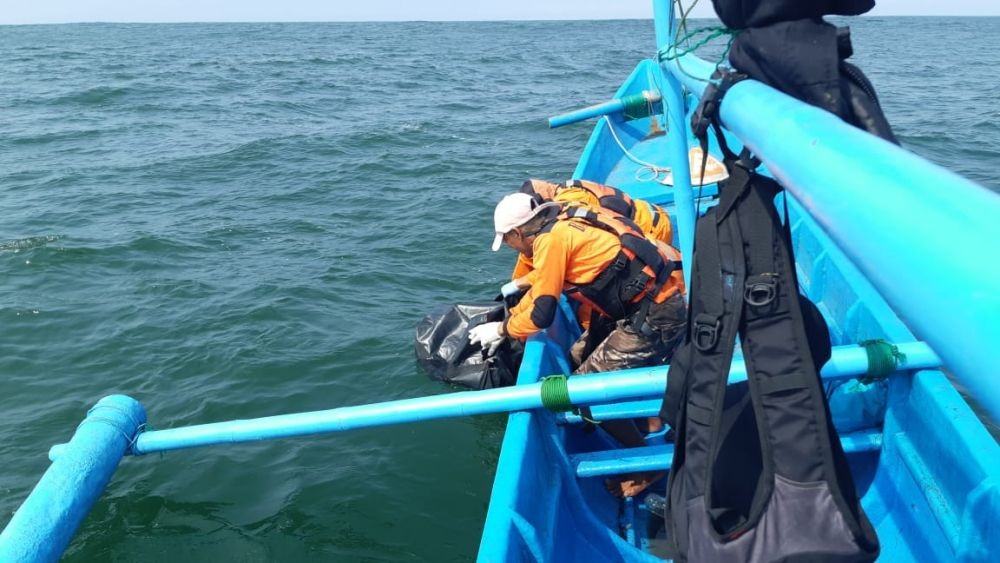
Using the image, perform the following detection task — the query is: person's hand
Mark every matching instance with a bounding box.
[469,321,504,355]
[500,281,521,297]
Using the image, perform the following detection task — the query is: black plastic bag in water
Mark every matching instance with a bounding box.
[414,302,523,390]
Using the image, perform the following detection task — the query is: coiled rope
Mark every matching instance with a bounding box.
[858,339,908,384]
[540,375,601,424]
[603,116,671,183]
[610,1,739,183]
[540,375,574,412]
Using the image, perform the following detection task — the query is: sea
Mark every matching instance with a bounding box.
[1,16,997,562]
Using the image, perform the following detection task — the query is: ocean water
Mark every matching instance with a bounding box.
[0,17,997,562]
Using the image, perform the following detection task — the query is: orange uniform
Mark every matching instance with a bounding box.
[510,179,676,329]
[502,209,684,341]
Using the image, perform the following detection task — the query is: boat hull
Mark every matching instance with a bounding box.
[478,59,1000,562]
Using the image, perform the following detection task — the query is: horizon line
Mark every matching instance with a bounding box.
[2,13,997,26]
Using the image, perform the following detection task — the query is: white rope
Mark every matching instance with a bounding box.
[602,116,671,183]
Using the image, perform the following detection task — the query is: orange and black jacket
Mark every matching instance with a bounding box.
[512,179,674,285]
[520,179,674,244]
[503,207,684,341]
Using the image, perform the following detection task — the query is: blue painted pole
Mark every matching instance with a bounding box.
[651,0,672,49]
[719,82,1000,421]
[652,0,696,289]
[548,91,661,128]
[0,395,146,563]
[44,343,939,459]
[663,52,1000,422]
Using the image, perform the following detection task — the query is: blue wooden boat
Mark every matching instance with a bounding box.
[477,3,1000,562]
[1,3,998,562]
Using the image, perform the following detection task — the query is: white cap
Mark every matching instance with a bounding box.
[491,193,558,251]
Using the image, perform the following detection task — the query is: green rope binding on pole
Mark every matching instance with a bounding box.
[621,93,654,121]
[539,375,601,424]
[540,375,574,412]
[858,339,908,385]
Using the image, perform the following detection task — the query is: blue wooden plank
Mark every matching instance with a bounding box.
[556,399,663,424]
[571,430,883,478]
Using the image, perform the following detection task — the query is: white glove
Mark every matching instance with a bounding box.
[469,321,504,355]
[500,281,522,297]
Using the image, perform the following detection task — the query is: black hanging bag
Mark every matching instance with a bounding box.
[660,118,879,561]
[713,0,896,143]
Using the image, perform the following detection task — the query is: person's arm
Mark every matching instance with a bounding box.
[500,254,537,297]
[513,271,536,289]
[511,253,533,280]
[503,231,568,340]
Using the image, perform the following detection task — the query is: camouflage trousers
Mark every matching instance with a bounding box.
[573,292,687,375]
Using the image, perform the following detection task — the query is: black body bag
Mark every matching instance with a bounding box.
[414,302,523,390]
[659,125,880,561]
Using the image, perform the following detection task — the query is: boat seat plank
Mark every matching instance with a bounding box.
[571,430,883,478]
[556,399,663,424]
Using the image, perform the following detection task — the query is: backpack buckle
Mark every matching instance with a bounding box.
[693,313,721,352]
[610,253,629,271]
[744,274,778,307]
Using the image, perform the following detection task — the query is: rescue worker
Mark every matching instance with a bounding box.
[501,179,677,369]
[469,193,687,497]
[505,178,673,289]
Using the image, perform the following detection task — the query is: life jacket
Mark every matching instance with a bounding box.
[660,118,879,561]
[561,179,637,220]
[563,180,674,245]
[520,178,675,245]
[555,206,679,323]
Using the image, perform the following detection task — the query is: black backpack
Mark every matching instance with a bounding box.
[660,134,880,561]
[713,0,896,143]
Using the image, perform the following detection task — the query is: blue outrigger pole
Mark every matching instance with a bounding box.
[713,83,1000,422]
[651,1,1000,423]
[0,342,938,561]
[548,91,662,129]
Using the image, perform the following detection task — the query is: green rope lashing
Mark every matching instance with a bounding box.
[621,92,654,121]
[858,339,908,385]
[657,26,738,63]
[540,375,574,413]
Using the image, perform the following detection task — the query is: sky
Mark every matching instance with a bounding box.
[1,0,997,25]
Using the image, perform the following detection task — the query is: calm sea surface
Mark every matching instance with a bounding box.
[1,17,997,562]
